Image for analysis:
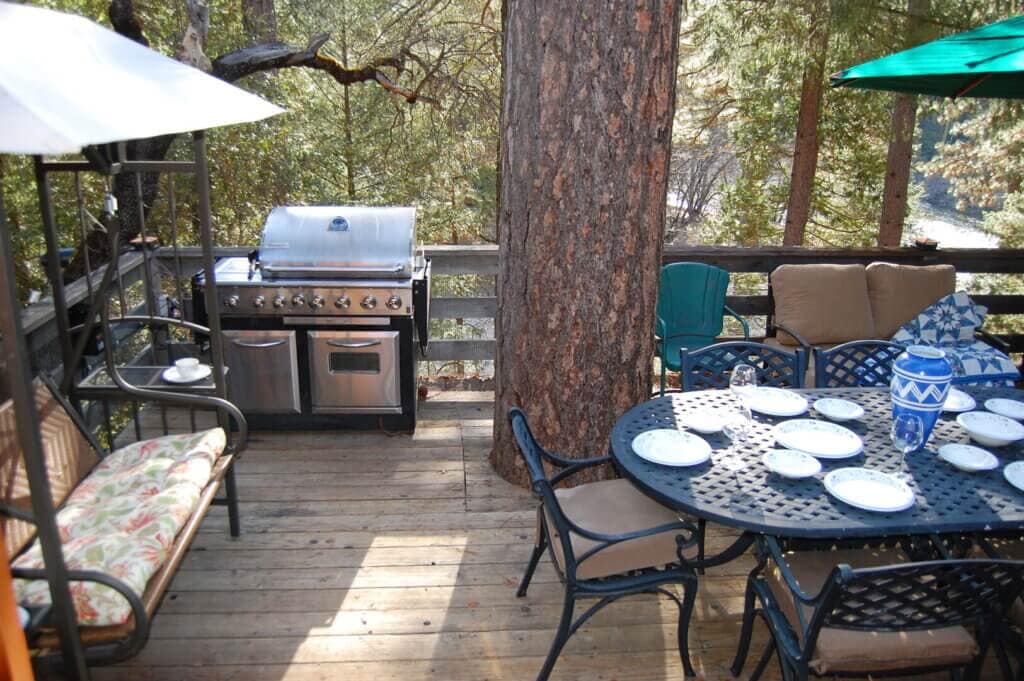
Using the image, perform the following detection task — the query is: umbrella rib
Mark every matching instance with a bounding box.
[953,73,993,99]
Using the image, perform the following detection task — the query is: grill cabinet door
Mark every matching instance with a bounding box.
[308,330,401,413]
[223,330,301,413]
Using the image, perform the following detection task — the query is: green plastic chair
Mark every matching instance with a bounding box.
[656,262,749,395]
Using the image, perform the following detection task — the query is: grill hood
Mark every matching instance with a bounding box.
[259,205,416,279]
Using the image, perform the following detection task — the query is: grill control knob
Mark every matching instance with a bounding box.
[223,295,239,308]
[291,294,306,307]
[252,295,266,308]
[335,295,351,309]
[385,295,403,310]
[272,295,286,308]
[309,295,325,310]
[361,295,378,310]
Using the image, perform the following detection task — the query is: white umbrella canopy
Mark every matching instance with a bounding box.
[0,3,285,155]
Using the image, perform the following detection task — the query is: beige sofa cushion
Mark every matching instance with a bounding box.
[766,547,978,675]
[866,263,956,338]
[545,478,696,580]
[771,265,875,346]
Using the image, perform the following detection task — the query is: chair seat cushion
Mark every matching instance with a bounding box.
[13,428,226,626]
[866,263,955,338]
[766,547,978,675]
[546,478,695,580]
[771,265,875,346]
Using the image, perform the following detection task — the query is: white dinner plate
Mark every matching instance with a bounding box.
[936,443,999,472]
[824,468,915,513]
[679,408,730,434]
[744,387,808,417]
[771,419,863,459]
[762,449,821,479]
[631,429,712,467]
[162,364,212,384]
[1005,461,1024,493]
[985,398,1024,421]
[943,388,976,413]
[813,398,864,422]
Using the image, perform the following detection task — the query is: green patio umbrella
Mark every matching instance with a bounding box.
[831,15,1024,99]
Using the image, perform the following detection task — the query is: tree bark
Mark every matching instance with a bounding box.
[878,0,929,247]
[242,0,277,42]
[490,1,683,486]
[782,1,830,246]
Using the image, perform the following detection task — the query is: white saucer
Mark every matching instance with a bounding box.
[162,364,212,384]
[744,387,808,417]
[813,398,864,422]
[936,443,999,472]
[985,398,1024,421]
[631,429,712,467]
[824,468,915,513]
[943,388,976,413]
[679,408,730,434]
[1004,461,1024,493]
[771,419,863,459]
[762,449,821,479]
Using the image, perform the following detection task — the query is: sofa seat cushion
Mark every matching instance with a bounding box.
[867,263,955,338]
[771,265,875,346]
[13,428,226,626]
[546,478,696,580]
[766,547,978,675]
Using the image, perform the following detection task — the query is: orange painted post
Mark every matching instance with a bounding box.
[0,527,34,681]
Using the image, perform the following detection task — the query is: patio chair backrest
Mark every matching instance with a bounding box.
[807,559,1024,650]
[814,340,904,388]
[508,408,583,572]
[656,262,731,346]
[0,379,99,558]
[680,341,807,391]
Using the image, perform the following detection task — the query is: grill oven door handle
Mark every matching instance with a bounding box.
[326,339,381,348]
[230,339,288,349]
[262,264,405,274]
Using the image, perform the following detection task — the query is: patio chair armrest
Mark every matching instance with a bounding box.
[69,314,211,338]
[976,328,1010,352]
[762,536,824,605]
[548,454,613,486]
[772,322,812,350]
[570,517,701,565]
[753,577,807,662]
[723,305,750,340]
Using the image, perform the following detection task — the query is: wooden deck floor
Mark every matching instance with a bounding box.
[86,392,1006,681]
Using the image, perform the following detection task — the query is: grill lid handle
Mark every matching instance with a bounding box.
[326,339,382,348]
[231,339,288,349]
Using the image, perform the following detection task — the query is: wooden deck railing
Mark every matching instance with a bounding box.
[20,244,1024,376]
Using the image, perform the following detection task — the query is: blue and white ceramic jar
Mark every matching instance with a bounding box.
[891,345,953,449]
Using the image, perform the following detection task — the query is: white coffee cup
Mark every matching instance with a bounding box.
[175,357,201,379]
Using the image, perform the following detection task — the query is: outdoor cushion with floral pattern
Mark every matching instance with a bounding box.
[13,427,225,626]
[893,292,1019,386]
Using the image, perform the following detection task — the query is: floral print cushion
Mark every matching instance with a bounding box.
[13,428,225,626]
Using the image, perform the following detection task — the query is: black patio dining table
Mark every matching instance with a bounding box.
[610,386,1024,549]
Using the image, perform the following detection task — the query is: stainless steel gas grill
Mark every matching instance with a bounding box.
[193,206,429,431]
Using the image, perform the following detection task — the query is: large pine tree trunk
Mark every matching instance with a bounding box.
[782,1,830,246]
[878,0,928,247]
[490,1,683,487]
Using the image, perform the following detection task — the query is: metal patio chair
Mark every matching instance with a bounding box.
[974,533,1024,681]
[656,262,749,395]
[731,536,1024,681]
[679,341,807,392]
[509,407,700,680]
[813,340,904,388]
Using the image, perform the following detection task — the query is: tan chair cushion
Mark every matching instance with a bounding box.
[766,547,978,675]
[761,336,837,388]
[771,265,875,346]
[545,478,695,580]
[866,263,956,338]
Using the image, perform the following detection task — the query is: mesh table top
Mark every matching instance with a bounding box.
[610,387,1024,539]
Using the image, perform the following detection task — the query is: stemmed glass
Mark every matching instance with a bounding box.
[730,364,757,405]
[719,402,753,504]
[890,413,924,481]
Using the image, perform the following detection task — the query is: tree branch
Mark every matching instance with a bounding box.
[212,34,440,107]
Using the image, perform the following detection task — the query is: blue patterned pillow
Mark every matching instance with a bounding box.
[892,291,984,345]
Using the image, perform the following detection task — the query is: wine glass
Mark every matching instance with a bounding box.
[720,403,753,503]
[890,413,924,480]
[730,363,757,405]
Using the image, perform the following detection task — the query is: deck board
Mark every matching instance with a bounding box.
[85,391,1009,681]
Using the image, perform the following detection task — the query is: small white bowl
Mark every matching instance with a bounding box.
[937,443,999,472]
[956,411,1024,447]
[679,408,730,435]
[985,398,1024,421]
[813,398,864,422]
[762,449,822,479]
